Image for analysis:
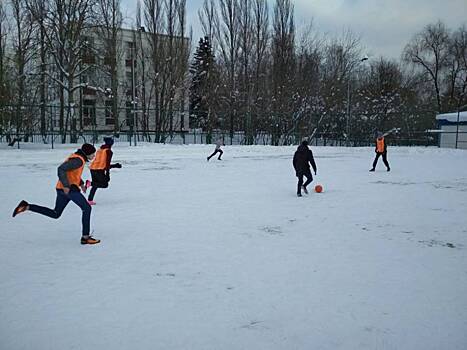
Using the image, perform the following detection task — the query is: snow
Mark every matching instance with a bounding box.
[436,111,467,123]
[1,143,467,350]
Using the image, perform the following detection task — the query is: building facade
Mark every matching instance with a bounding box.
[74,27,189,134]
[436,111,467,149]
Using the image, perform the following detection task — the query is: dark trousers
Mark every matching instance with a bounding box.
[28,189,91,236]
[372,152,390,170]
[208,149,223,160]
[297,169,313,194]
[88,170,109,201]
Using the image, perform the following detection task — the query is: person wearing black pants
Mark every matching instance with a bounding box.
[12,143,100,245]
[293,140,317,197]
[207,139,224,161]
[370,132,390,172]
[87,137,121,204]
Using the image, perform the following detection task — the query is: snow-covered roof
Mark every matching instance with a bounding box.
[436,111,467,122]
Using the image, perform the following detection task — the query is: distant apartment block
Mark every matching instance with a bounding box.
[54,27,189,133]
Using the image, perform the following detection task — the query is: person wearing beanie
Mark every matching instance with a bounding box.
[369,131,390,172]
[12,143,101,245]
[293,140,317,197]
[87,137,122,205]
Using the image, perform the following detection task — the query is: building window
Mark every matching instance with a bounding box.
[83,99,96,126]
[105,100,115,125]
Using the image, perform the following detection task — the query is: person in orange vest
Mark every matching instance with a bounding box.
[12,143,100,245]
[369,131,390,172]
[87,137,121,205]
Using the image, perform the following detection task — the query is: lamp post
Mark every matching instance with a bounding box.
[346,56,368,146]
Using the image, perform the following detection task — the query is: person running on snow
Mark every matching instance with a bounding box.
[207,138,224,161]
[87,136,122,205]
[12,143,100,245]
[293,140,317,197]
[369,131,390,172]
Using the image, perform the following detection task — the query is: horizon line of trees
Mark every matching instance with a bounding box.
[0,0,466,145]
[189,0,467,145]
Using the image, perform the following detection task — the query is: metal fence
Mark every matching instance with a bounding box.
[0,103,446,148]
[0,129,442,149]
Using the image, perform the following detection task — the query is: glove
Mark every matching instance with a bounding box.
[114,163,122,168]
[314,171,317,175]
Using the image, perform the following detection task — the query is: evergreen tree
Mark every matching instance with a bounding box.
[189,36,218,142]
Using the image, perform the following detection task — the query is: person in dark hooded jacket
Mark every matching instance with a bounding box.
[87,136,122,205]
[293,140,317,197]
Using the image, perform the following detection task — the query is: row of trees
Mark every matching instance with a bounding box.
[0,0,189,143]
[0,0,466,145]
[189,0,467,144]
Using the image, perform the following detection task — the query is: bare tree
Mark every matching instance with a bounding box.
[250,0,269,142]
[135,1,152,141]
[94,0,123,133]
[144,0,189,142]
[0,2,11,108]
[144,0,164,141]
[271,0,295,145]
[198,0,218,47]
[403,21,451,113]
[217,0,240,143]
[446,25,467,112]
[293,21,324,143]
[320,29,362,140]
[11,0,36,138]
[237,0,254,143]
[27,0,96,142]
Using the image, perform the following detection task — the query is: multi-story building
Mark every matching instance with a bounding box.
[76,27,189,134]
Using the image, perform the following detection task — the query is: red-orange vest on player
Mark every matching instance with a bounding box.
[56,154,85,189]
[90,148,109,170]
[376,137,385,153]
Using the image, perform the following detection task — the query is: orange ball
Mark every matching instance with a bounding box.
[315,184,323,193]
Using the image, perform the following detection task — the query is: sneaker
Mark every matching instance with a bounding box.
[81,236,101,245]
[302,186,308,194]
[87,200,96,205]
[207,157,210,161]
[12,200,29,217]
[297,193,302,197]
[369,168,375,172]
[387,167,391,172]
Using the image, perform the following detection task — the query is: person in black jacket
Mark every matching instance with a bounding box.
[87,137,122,204]
[293,140,317,197]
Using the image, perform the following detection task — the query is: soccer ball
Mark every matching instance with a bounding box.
[315,184,323,193]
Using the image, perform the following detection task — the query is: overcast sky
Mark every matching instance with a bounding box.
[122,0,466,60]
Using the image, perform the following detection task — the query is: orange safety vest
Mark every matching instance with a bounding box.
[90,148,109,170]
[56,154,85,190]
[376,137,385,153]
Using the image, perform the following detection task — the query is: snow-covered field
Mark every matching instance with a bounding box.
[1,142,466,350]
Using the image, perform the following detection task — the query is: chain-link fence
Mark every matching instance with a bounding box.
[0,103,443,148]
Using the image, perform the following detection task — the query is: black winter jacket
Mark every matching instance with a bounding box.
[293,145,317,175]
